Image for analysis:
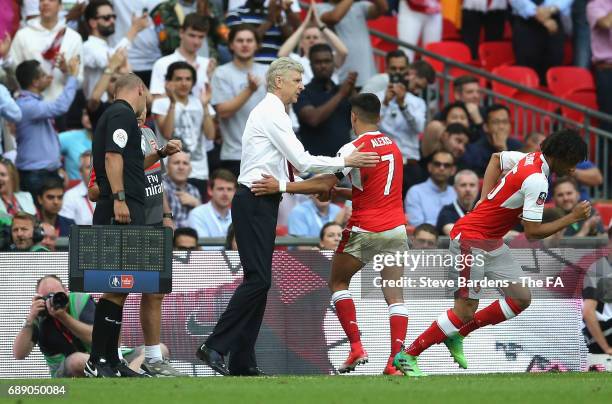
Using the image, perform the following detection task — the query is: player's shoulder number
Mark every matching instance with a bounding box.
[487,163,519,200]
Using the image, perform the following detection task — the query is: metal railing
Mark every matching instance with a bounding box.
[369,29,612,199]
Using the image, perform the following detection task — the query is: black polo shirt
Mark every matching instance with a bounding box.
[92,99,145,204]
[293,78,352,157]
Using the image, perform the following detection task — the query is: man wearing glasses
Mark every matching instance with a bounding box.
[82,0,148,100]
[405,150,457,227]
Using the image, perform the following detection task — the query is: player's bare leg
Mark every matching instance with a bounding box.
[329,252,367,373]
[380,265,407,376]
[139,294,187,376]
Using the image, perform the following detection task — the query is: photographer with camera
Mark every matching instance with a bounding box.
[377,61,427,197]
[3,211,48,252]
[13,275,94,377]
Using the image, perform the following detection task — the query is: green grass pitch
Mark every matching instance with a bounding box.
[1,373,610,404]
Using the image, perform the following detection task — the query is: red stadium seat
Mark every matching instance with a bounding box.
[546,66,595,98]
[368,16,399,72]
[560,90,599,124]
[424,41,472,73]
[492,65,540,99]
[276,225,288,236]
[478,41,515,72]
[593,202,612,229]
[508,92,556,140]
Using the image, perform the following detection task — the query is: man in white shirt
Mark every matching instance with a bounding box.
[149,13,212,99]
[196,57,380,376]
[82,0,148,99]
[60,151,95,225]
[377,69,427,196]
[188,169,237,247]
[210,24,268,177]
[9,0,83,101]
[152,61,216,197]
[110,0,162,85]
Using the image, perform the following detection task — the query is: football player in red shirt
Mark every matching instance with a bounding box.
[394,129,592,376]
[252,93,408,375]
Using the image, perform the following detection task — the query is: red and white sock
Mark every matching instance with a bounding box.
[406,309,463,356]
[332,290,362,351]
[388,303,408,365]
[459,297,524,337]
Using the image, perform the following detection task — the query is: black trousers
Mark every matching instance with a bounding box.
[219,160,241,179]
[461,9,507,59]
[512,16,564,85]
[205,185,280,371]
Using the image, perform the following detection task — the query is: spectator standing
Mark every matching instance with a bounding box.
[153,61,215,196]
[211,24,267,177]
[573,0,592,68]
[37,177,75,237]
[397,0,441,61]
[0,159,36,216]
[461,0,509,59]
[293,44,353,157]
[162,152,202,228]
[226,0,301,64]
[60,151,95,225]
[317,0,387,88]
[149,13,214,99]
[405,150,457,226]
[587,0,612,134]
[0,82,22,156]
[362,50,409,95]
[187,168,237,245]
[9,0,83,101]
[82,0,148,99]
[436,169,479,235]
[509,0,569,84]
[277,2,348,85]
[15,58,79,196]
[377,65,427,194]
[110,1,161,86]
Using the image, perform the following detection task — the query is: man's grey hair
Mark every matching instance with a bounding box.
[266,57,304,91]
[453,169,479,186]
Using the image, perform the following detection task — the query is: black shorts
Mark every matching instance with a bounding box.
[93,197,146,225]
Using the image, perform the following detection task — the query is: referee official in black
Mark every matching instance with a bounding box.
[85,73,148,378]
[196,57,380,376]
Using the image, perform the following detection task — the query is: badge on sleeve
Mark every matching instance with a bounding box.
[113,129,128,148]
[536,192,547,205]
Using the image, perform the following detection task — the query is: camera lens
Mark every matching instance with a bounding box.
[51,292,69,310]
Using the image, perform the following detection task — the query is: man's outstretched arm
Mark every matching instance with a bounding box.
[251,174,338,196]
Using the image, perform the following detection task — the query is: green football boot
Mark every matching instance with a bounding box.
[444,334,468,369]
[393,350,426,377]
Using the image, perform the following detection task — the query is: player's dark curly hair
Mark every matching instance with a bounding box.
[540,129,587,166]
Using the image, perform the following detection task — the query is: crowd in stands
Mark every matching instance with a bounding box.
[0,0,610,254]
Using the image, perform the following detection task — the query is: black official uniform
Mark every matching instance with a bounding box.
[92,100,146,225]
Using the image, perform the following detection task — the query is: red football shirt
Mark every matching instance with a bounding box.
[336,131,406,232]
[451,151,550,242]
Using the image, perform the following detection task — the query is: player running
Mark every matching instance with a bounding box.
[251,93,409,376]
[394,129,592,376]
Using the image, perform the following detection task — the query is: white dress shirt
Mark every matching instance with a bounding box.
[377,90,426,161]
[59,181,95,225]
[238,93,346,188]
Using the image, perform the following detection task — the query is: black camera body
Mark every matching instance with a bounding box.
[389,73,408,87]
[37,292,69,317]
